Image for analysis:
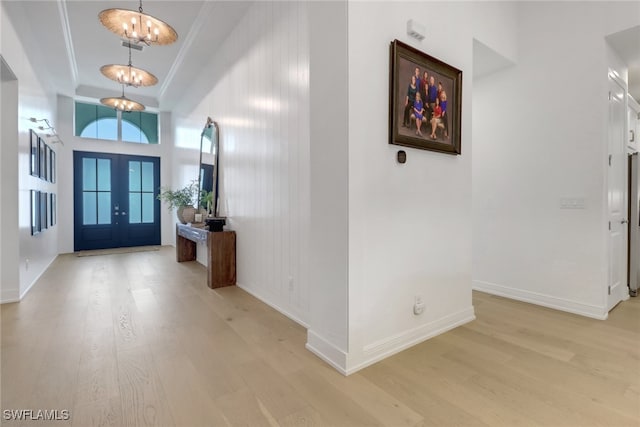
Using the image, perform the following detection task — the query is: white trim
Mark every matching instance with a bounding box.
[235,281,309,329]
[345,307,475,375]
[20,255,58,300]
[0,256,58,304]
[57,0,78,86]
[158,1,216,100]
[306,330,348,375]
[0,290,20,304]
[473,280,608,320]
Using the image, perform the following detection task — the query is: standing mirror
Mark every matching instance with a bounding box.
[197,117,220,220]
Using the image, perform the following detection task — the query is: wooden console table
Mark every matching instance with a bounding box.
[176,224,236,289]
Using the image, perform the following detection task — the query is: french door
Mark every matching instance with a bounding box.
[73,151,161,251]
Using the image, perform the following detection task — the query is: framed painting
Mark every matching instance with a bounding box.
[31,190,40,235]
[45,145,52,182]
[38,137,46,180]
[50,193,56,227]
[30,130,39,176]
[389,39,462,155]
[50,150,56,183]
[40,191,48,230]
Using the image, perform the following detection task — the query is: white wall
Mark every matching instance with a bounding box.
[342,1,518,374]
[1,3,59,301]
[305,0,350,371]
[55,96,174,253]
[172,1,312,326]
[1,61,19,303]
[472,1,640,319]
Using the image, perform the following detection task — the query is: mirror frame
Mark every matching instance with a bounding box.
[197,117,220,217]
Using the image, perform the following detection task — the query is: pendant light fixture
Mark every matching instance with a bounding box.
[100,44,158,88]
[99,0,178,46]
[100,86,145,112]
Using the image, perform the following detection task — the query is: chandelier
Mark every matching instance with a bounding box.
[100,87,145,112]
[99,0,178,46]
[100,44,158,88]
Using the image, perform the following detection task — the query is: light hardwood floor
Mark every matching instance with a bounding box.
[1,247,639,426]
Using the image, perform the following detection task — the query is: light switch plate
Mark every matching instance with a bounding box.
[560,197,586,209]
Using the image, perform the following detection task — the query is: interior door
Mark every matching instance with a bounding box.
[74,151,161,251]
[607,76,628,310]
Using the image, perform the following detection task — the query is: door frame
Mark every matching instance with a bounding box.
[73,150,161,251]
[606,71,630,311]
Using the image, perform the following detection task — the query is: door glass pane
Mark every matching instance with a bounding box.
[141,162,154,192]
[142,193,154,223]
[82,158,96,191]
[83,192,97,225]
[97,159,111,191]
[129,161,141,191]
[129,193,141,224]
[97,192,111,224]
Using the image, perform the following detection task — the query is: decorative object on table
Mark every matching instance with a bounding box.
[98,0,178,46]
[200,190,214,217]
[389,39,462,155]
[205,217,226,232]
[157,179,200,224]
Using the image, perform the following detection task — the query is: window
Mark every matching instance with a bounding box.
[75,101,159,144]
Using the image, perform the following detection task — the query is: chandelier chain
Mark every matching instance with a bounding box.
[139,0,143,13]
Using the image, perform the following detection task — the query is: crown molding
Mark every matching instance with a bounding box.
[158,0,216,101]
[57,0,78,87]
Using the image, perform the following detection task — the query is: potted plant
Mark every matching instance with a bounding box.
[157,179,200,224]
[200,190,214,217]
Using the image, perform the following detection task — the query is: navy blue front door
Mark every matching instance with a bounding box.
[73,151,161,251]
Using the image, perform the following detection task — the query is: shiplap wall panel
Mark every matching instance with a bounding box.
[175,2,310,325]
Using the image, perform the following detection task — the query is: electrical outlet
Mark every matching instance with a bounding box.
[413,296,425,315]
[288,276,294,291]
[25,258,29,270]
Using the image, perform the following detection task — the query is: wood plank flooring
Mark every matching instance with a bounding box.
[1,247,639,426]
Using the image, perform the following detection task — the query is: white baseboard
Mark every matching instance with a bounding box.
[1,255,58,304]
[306,329,348,375]
[345,307,476,375]
[235,281,309,329]
[0,289,20,304]
[19,255,58,301]
[473,280,608,320]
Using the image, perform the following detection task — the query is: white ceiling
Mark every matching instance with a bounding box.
[2,0,251,110]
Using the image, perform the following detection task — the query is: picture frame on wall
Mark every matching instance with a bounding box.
[30,130,39,177]
[389,39,462,155]
[38,137,46,180]
[40,191,48,230]
[31,190,40,235]
[45,145,52,182]
[50,193,56,227]
[50,150,56,183]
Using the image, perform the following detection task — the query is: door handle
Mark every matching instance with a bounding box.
[631,130,635,143]
[121,212,127,216]
[114,212,119,216]
[621,219,628,224]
